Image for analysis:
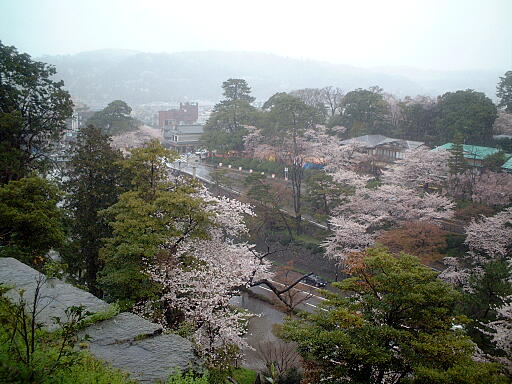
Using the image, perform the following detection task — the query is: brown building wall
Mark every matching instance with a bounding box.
[158,103,199,127]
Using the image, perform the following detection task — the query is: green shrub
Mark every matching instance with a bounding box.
[231,367,258,384]
[0,285,133,383]
[207,157,285,176]
[167,371,209,384]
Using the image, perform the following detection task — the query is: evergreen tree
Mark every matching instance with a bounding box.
[436,90,497,145]
[282,248,508,384]
[203,79,261,152]
[0,176,64,266]
[497,71,512,112]
[460,260,512,358]
[448,133,467,175]
[261,92,324,233]
[221,78,255,103]
[330,86,390,137]
[63,125,128,295]
[98,140,213,306]
[86,100,138,135]
[0,42,73,183]
[304,171,346,226]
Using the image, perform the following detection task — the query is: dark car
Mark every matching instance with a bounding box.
[302,274,328,288]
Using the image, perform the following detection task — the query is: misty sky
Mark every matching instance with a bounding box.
[1,0,511,71]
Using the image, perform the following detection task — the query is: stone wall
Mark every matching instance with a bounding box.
[0,257,198,383]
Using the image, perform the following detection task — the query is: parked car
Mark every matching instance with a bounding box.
[302,274,327,288]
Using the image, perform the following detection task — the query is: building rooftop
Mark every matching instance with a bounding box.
[433,143,512,171]
[165,124,204,134]
[502,156,512,171]
[433,143,501,160]
[341,134,425,149]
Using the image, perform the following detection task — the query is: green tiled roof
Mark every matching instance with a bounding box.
[503,156,512,171]
[433,143,512,171]
[433,143,501,160]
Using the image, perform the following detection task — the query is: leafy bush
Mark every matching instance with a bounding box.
[442,234,468,258]
[167,371,209,384]
[0,284,133,383]
[206,157,286,175]
[231,367,258,384]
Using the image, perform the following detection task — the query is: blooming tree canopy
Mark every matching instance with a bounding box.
[141,189,272,366]
[382,147,450,190]
[324,146,454,266]
[465,207,512,262]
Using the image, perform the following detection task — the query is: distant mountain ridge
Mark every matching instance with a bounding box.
[40,50,502,107]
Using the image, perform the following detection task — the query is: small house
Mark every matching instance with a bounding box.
[341,135,426,161]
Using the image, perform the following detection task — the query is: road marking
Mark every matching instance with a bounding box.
[268,279,327,301]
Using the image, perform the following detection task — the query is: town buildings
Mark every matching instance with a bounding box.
[434,143,512,172]
[163,124,204,153]
[158,103,204,152]
[158,103,199,128]
[341,134,426,161]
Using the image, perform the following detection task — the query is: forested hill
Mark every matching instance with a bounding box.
[41,49,502,106]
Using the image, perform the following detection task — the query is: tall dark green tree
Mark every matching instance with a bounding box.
[0,176,64,266]
[460,260,512,358]
[304,171,345,227]
[98,140,212,306]
[261,93,324,233]
[447,133,468,175]
[0,41,73,183]
[330,86,390,137]
[203,79,261,152]
[64,125,128,295]
[220,78,255,103]
[282,248,508,384]
[244,173,272,205]
[86,100,138,135]
[496,71,512,112]
[436,90,497,145]
[398,96,438,143]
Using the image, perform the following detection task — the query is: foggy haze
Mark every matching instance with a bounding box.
[1,0,511,72]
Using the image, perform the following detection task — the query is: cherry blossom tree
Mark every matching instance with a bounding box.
[325,184,454,266]
[338,185,454,228]
[382,147,450,190]
[440,208,512,370]
[471,171,512,207]
[486,301,512,368]
[323,217,374,266]
[323,143,455,267]
[138,190,272,367]
[440,207,512,286]
[465,207,512,262]
[321,141,372,188]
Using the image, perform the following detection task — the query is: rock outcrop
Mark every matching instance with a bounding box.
[0,257,198,383]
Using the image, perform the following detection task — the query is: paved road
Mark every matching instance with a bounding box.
[170,158,333,312]
[169,160,328,229]
[250,279,327,313]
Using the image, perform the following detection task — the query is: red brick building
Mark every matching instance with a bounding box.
[158,103,198,128]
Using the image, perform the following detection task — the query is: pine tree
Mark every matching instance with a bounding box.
[448,133,468,175]
[64,125,128,295]
[282,248,508,383]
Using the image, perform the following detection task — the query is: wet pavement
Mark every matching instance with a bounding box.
[230,292,288,371]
